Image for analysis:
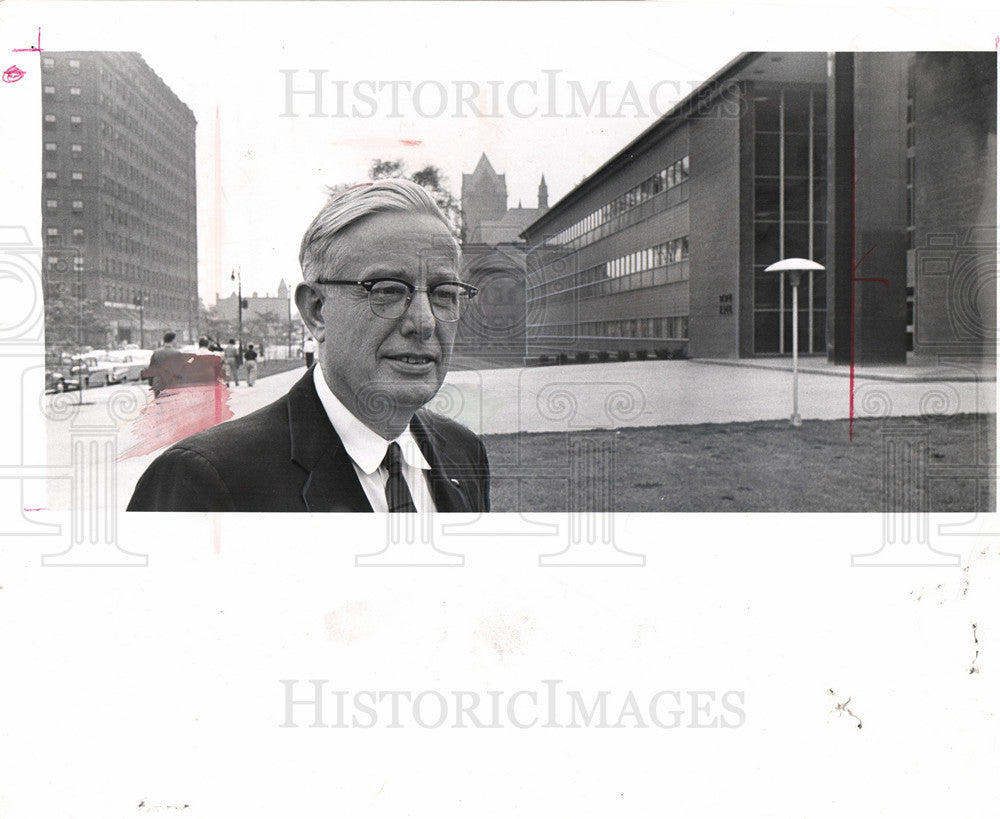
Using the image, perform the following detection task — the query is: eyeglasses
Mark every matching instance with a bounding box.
[313,278,479,323]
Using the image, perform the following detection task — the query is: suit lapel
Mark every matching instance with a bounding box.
[286,369,372,512]
[411,412,472,513]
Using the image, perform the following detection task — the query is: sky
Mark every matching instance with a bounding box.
[3,0,996,305]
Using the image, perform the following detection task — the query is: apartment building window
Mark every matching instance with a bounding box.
[73,257,84,272]
[71,171,83,182]
[43,85,55,95]
[72,200,83,211]
[44,114,56,126]
[72,228,84,244]
[71,143,82,154]
[46,199,58,210]
[44,171,58,182]
[45,228,60,246]
[44,142,57,152]
[70,115,82,127]
[42,57,54,68]
[69,87,81,96]
[69,59,80,71]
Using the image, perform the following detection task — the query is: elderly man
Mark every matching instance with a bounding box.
[127,179,489,512]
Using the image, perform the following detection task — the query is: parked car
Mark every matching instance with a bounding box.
[69,355,117,388]
[100,350,153,382]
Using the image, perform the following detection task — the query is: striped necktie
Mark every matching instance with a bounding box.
[382,442,417,513]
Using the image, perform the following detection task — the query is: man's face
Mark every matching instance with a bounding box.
[312,211,461,428]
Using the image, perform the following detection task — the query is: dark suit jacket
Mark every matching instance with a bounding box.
[126,368,490,512]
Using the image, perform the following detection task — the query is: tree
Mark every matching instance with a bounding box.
[324,158,461,236]
[44,283,110,361]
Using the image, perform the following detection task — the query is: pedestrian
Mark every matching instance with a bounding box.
[142,331,182,397]
[223,338,241,387]
[303,335,317,368]
[244,343,259,387]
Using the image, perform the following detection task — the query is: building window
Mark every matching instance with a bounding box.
[46,199,57,210]
[69,87,81,96]
[69,59,80,70]
[48,256,59,268]
[73,257,84,272]
[44,113,56,125]
[71,143,82,153]
[43,85,55,95]
[44,171,58,181]
[71,171,83,182]
[46,228,58,236]
[72,228,84,243]
[72,200,83,211]
[70,115,82,127]
[44,142,57,151]
[42,57,54,68]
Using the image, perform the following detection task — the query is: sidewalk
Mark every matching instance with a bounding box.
[698,355,996,383]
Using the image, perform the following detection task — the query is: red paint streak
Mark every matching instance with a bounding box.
[848,133,888,441]
[23,507,47,512]
[399,139,422,147]
[12,28,42,53]
[118,383,233,461]
[2,66,25,83]
[213,513,221,555]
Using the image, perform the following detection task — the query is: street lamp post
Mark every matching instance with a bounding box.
[764,258,826,428]
[231,268,243,355]
[133,291,145,349]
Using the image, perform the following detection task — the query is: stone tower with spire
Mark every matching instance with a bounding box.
[461,153,508,243]
[538,174,548,209]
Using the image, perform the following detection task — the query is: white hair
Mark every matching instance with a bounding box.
[299,178,455,283]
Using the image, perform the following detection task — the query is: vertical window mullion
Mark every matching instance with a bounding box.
[778,89,786,355]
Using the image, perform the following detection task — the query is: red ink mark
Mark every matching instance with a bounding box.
[848,134,889,441]
[2,66,25,83]
[995,35,999,50]
[23,507,47,512]
[12,28,43,53]
[399,139,422,147]
[118,382,233,461]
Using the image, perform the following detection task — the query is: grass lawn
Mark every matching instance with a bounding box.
[482,414,995,512]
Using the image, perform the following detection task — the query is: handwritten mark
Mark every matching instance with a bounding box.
[23,507,47,512]
[12,28,43,53]
[968,622,980,674]
[400,139,422,147]
[2,65,25,83]
[827,688,862,729]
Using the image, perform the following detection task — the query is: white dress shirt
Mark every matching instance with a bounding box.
[312,366,436,512]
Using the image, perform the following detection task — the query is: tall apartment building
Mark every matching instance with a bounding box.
[523,52,996,366]
[41,51,197,349]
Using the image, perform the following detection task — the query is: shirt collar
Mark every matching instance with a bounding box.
[312,365,431,476]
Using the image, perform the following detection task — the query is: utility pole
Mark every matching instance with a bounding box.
[231,268,244,355]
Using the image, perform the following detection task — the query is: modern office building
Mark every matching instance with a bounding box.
[41,51,197,349]
[522,52,996,365]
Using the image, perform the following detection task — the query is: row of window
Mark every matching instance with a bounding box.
[43,113,83,127]
[45,227,85,246]
[547,156,690,249]
[103,285,189,310]
[529,315,689,341]
[103,257,191,291]
[42,57,80,70]
[100,122,191,187]
[43,85,81,96]
[45,199,83,211]
[528,236,690,300]
[103,231,187,271]
[47,255,84,272]
[44,142,84,153]
[44,171,86,183]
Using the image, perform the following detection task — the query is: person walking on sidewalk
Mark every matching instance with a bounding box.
[223,338,241,387]
[243,344,259,386]
[303,335,317,368]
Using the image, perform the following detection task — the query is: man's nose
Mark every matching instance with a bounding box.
[399,289,436,339]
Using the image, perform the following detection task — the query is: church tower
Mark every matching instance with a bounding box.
[461,153,508,243]
[538,174,549,209]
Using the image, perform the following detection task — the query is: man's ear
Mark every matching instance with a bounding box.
[295,282,326,343]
